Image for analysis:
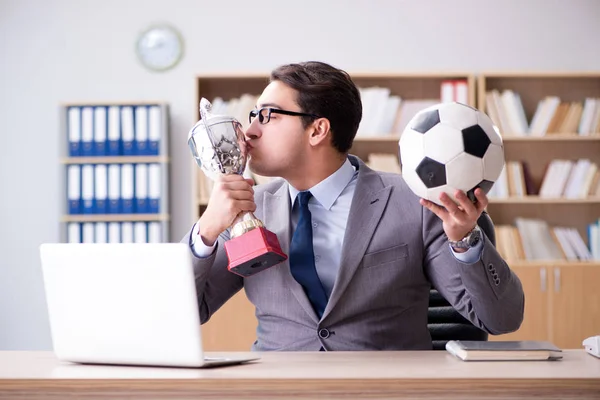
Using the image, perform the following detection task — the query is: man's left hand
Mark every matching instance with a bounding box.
[419,188,488,243]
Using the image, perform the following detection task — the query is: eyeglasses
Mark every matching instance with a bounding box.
[248,107,320,125]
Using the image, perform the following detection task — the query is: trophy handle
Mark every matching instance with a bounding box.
[230,212,265,238]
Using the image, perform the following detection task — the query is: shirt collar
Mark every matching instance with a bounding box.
[288,158,356,211]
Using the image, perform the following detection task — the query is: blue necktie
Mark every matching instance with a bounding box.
[289,191,328,318]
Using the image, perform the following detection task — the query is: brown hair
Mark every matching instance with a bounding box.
[270,61,362,154]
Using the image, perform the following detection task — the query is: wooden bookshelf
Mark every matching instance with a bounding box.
[479,73,600,349]
[478,72,600,244]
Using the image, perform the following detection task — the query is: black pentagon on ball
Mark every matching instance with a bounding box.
[462,125,491,158]
[411,109,440,134]
[416,157,446,188]
[466,180,495,202]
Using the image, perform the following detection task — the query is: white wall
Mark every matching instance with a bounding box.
[1,0,599,350]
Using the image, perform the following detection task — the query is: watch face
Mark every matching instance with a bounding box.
[136,25,183,71]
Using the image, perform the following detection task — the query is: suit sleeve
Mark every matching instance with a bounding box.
[180,226,243,324]
[421,206,525,335]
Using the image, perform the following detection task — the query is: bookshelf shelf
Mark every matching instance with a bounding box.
[502,135,600,142]
[61,156,169,164]
[61,214,170,223]
[507,261,600,268]
[353,136,400,142]
[489,196,600,204]
[354,134,600,143]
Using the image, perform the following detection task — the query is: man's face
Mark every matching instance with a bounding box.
[245,81,310,178]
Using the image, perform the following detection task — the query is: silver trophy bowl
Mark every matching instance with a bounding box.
[188,97,247,182]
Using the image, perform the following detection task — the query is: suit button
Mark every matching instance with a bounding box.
[487,264,494,271]
[318,328,330,339]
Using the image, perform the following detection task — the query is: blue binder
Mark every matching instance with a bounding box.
[107,106,121,156]
[94,106,107,156]
[121,164,134,214]
[67,165,81,214]
[68,107,81,157]
[94,164,108,214]
[108,164,120,214]
[81,107,94,156]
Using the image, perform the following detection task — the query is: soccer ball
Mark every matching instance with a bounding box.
[399,102,504,206]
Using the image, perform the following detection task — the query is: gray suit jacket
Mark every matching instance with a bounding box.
[182,156,524,351]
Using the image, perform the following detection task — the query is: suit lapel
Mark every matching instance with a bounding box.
[263,183,320,323]
[322,162,392,319]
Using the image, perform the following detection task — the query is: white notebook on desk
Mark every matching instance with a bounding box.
[446,340,563,361]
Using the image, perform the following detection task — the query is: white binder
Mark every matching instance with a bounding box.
[135,106,148,155]
[134,221,148,243]
[135,164,148,213]
[95,222,108,244]
[107,164,120,213]
[93,106,107,156]
[67,165,81,214]
[68,107,81,156]
[107,222,121,243]
[94,165,108,214]
[67,222,81,243]
[121,222,134,243]
[148,222,162,243]
[148,163,161,213]
[148,105,161,155]
[81,107,94,156]
[81,164,94,214]
[82,222,95,243]
[121,164,134,213]
[107,106,121,156]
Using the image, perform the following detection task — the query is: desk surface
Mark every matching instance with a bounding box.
[1,350,599,399]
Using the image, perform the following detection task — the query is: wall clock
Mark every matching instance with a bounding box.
[136,24,184,72]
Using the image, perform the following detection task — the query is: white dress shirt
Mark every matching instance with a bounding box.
[191,158,483,295]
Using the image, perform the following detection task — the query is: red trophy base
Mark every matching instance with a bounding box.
[224,227,287,277]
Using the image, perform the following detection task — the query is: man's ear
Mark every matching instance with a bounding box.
[309,118,331,146]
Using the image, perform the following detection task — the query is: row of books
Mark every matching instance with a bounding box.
[67,163,162,214]
[206,80,468,139]
[485,90,600,136]
[488,159,600,199]
[496,218,599,261]
[357,80,467,137]
[67,221,164,243]
[67,105,164,157]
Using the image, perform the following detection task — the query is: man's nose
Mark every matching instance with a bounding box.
[245,119,261,139]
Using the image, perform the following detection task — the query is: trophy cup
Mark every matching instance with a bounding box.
[187,98,287,277]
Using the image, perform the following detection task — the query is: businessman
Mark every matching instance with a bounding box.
[181,61,524,351]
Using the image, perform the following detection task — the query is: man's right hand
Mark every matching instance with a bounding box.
[198,175,256,246]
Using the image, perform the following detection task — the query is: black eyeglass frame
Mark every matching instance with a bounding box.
[248,107,321,125]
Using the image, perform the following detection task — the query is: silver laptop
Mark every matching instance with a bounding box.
[39,242,259,368]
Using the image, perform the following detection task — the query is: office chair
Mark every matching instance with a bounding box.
[428,211,496,350]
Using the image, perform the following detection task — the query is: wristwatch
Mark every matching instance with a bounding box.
[448,225,482,249]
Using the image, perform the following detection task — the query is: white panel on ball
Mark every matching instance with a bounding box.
[482,144,505,181]
[421,124,464,164]
[427,185,458,205]
[446,153,484,191]
[398,129,426,169]
[438,102,478,130]
[401,167,429,200]
[476,111,503,146]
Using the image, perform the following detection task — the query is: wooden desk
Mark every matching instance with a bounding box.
[0,351,599,399]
